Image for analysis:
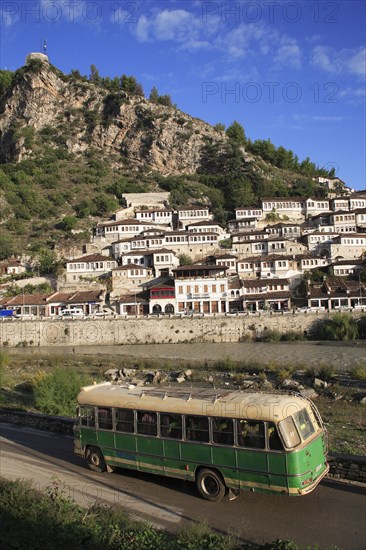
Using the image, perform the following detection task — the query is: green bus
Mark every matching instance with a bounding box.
[74,383,329,502]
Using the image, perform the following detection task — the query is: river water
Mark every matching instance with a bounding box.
[7,341,366,370]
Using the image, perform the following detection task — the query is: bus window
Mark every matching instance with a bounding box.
[160,414,182,439]
[80,407,95,428]
[97,407,112,430]
[267,422,283,451]
[278,416,301,449]
[212,417,234,446]
[116,409,134,433]
[237,420,265,449]
[186,415,209,443]
[137,411,157,436]
[293,408,316,441]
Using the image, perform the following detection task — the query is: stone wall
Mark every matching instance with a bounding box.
[327,453,366,483]
[0,312,341,348]
[1,409,364,484]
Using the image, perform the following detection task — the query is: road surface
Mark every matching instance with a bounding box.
[0,423,365,549]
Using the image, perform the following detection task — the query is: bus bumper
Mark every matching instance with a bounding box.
[294,462,330,495]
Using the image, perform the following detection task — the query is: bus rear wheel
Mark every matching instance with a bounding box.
[86,447,106,473]
[196,469,226,502]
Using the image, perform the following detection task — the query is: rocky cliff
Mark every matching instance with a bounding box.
[0,58,226,175]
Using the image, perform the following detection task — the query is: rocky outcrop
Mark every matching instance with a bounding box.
[0,60,226,174]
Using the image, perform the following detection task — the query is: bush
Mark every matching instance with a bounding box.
[257,329,281,342]
[33,367,91,416]
[280,331,304,342]
[313,313,359,341]
[349,365,366,381]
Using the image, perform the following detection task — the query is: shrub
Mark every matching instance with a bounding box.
[313,313,359,341]
[257,329,281,342]
[280,331,304,341]
[318,365,334,381]
[33,367,91,416]
[349,365,366,381]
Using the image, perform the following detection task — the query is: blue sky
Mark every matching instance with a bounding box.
[1,1,365,189]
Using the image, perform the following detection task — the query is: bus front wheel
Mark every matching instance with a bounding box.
[86,447,107,473]
[196,469,226,502]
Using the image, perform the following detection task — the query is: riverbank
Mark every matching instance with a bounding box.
[7,341,366,370]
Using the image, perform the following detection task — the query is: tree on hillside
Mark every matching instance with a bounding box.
[214,123,226,133]
[149,86,159,103]
[36,247,61,276]
[120,75,144,96]
[89,64,100,84]
[0,70,14,96]
[226,121,246,145]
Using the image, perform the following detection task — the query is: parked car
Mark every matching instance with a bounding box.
[86,310,115,318]
[0,309,15,318]
[59,308,84,318]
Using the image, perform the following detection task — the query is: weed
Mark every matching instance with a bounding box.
[349,365,366,381]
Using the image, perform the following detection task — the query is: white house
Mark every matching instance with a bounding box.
[177,206,213,229]
[66,254,117,283]
[135,208,173,226]
[173,264,229,314]
[235,207,263,220]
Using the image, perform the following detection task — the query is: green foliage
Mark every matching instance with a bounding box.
[120,74,144,96]
[178,253,193,266]
[0,232,17,260]
[60,215,77,231]
[4,283,52,297]
[357,315,366,339]
[318,365,334,381]
[257,329,282,342]
[0,69,14,96]
[280,331,304,342]
[313,313,359,341]
[93,194,119,216]
[103,93,123,124]
[33,367,91,416]
[0,479,234,550]
[0,351,10,369]
[36,247,61,276]
[226,120,246,145]
[349,365,366,380]
[214,123,226,133]
[265,211,280,222]
[149,86,174,107]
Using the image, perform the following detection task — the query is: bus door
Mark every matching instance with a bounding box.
[114,408,138,470]
[79,406,98,449]
[266,422,288,494]
[96,407,115,461]
[160,413,185,479]
[136,411,164,474]
[235,420,270,492]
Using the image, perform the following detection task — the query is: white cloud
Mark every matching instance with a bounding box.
[274,37,302,69]
[130,6,303,69]
[311,45,366,77]
[313,116,344,122]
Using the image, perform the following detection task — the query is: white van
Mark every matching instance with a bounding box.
[59,308,84,318]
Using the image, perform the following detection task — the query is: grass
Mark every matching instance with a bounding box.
[0,478,331,550]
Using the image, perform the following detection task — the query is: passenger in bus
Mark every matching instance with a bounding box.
[237,420,265,448]
[268,424,283,450]
[140,412,156,435]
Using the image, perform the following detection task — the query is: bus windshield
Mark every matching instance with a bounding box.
[278,408,316,449]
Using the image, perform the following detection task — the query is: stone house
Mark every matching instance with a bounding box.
[66,254,117,283]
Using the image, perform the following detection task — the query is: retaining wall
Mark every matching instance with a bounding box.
[0,312,353,348]
[1,409,364,484]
